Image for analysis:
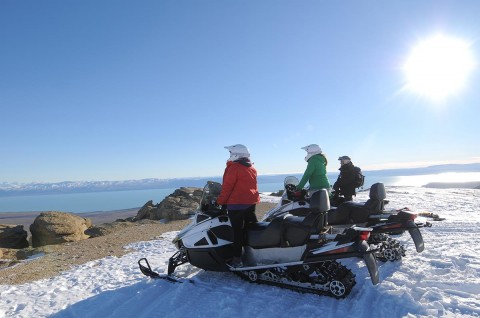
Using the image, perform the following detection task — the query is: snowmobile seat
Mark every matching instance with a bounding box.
[245,217,285,249]
[327,202,371,225]
[246,190,332,248]
[281,190,330,242]
[328,183,387,225]
[282,215,314,247]
[364,183,386,213]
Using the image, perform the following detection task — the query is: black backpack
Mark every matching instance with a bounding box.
[353,166,365,188]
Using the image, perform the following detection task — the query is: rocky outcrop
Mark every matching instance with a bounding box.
[135,200,157,220]
[0,224,29,249]
[30,212,93,247]
[135,187,203,221]
[85,219,158,237]
[0,248,38,263]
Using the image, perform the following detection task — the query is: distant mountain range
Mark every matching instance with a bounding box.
[1,163,479,197]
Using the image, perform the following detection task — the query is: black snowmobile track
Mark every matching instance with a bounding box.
[234,260,356,298]
[368,234,406,262]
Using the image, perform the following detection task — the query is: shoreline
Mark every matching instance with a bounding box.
[0,208,140,230]
[0,202,277,285]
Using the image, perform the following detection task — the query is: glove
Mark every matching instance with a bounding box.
[285,184,297,193]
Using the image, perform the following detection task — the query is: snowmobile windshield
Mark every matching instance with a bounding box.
[199,181,222,212]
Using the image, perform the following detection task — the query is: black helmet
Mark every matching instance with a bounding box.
[338,155,351,160]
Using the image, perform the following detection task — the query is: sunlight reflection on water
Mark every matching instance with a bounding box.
[392,172,480,187]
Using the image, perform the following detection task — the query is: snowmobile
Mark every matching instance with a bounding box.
[262,177,427,262]
[138,181,379,299]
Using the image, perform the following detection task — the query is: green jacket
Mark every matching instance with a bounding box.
[297,154,330,190]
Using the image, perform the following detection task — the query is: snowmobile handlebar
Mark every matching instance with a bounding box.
[285,184,307,202]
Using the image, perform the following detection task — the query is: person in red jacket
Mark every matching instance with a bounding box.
[216,144,260,268]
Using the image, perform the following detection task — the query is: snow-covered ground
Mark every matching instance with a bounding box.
[1,186,479,318]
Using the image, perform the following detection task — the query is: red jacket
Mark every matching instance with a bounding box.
[217,159,260,205]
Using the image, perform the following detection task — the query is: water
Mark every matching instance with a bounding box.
[0,188,176,213]
[0,172,478,213]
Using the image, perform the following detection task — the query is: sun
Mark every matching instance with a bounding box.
[403,34,476,101]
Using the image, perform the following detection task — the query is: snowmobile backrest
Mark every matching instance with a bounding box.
[301,209,327,234]
[309,189,330,213]
[369,183,386,200]
[364,183,386,212]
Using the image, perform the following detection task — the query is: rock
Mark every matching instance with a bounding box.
[270,189,284,197]
[135,200,156,220]
[85,219,158,237]
[135,187,202,221]
[0,247,44,270]
[0,248,19,261]
[30,212,92,247]
[85,221,132,237]
[0,224,29,249]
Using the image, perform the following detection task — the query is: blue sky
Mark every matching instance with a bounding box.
[1,0,479,183]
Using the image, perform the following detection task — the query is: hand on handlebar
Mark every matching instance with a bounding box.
[285,184,297,193]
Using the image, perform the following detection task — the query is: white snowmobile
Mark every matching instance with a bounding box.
[262,176,427,262]
[138,181,379,298]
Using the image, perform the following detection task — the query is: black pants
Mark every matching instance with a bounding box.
[227,205,257,258]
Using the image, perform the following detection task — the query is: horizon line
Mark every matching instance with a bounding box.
[2,161,480,185]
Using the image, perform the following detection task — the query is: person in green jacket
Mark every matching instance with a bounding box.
[296,144,331,192]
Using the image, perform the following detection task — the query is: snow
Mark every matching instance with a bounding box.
[259,192,282,204]
[1,186,480,318]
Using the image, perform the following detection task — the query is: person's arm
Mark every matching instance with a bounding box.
[333,176,340,191]
[217,166,237,205]
[296,161,314,190]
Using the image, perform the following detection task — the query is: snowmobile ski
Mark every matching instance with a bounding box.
[138,258,201,284]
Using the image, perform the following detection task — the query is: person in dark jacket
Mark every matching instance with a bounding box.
[333,155,356,203]
[217,144,260,268]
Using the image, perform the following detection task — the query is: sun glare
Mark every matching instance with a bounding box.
[403,34,476,101]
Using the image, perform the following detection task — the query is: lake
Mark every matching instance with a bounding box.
[0,172,479,214]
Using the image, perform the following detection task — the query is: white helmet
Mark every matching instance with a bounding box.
[225,144,250,162]
[301,144,322,162]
